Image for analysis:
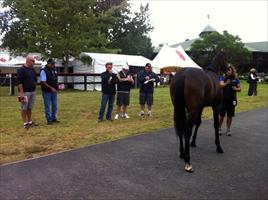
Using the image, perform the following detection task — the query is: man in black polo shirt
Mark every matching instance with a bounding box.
[137,63,159,117]
[98,62,118,122]
[17,55,37,129]
[40,58,59,125]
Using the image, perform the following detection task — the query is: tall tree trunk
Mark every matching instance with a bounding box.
[63,53,69,85]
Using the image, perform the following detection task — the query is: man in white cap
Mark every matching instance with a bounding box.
[114,65,134,120]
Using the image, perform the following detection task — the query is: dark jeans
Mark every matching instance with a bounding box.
[248,83,257,96]
[42,91,57,122]
[98,94,115,120]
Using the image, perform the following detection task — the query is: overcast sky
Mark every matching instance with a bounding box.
[130,0,268,47]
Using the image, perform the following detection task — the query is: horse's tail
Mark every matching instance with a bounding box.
[173,75,186,137]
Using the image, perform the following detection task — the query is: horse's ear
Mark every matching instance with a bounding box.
[219,48,227,56]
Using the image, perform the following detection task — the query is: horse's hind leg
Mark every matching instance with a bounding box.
[213,105,224,153]
[183,127,194,172]
[183,111,198,172]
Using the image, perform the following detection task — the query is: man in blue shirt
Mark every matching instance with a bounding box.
[40,58,59,125]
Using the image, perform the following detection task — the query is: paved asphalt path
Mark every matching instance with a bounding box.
[1,108,267,200]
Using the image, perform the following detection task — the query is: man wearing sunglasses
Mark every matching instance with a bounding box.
[17,55,37,129]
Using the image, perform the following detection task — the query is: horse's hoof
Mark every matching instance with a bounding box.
[185,164,194,173]
[217,147,224,153]
[190,142,196,147]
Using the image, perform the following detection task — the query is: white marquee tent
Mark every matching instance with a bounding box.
[152,44,201,72]
[73,52,153,91]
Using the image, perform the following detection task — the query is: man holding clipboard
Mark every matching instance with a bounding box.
[137,63,159,117]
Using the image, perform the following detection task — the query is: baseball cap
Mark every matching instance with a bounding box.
[47,58,55,64]
[123,65,129,70]
[145,63,151,67]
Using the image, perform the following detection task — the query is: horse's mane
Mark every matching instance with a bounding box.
[205,52,225,74]
[206,64,216,73]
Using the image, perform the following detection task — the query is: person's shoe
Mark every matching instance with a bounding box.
[226,130,232,136]
[114,114,119,120]
[47,121,53,125]
[147,111,152,117]
[52,119,60,123]
[139,111,145,117]
[23,123,29,129]
[28,121,38,127]
[124,113,130,119]
[218,128,222,135]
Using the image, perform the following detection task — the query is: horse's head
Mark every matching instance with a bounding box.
[218,50,228,73]
[209,50,228,74]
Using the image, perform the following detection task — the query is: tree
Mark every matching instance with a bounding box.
[191,31,251,71]
[0,0,120,72]
[108,3,154,59]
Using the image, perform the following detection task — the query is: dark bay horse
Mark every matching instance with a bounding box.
[170,51,227,172]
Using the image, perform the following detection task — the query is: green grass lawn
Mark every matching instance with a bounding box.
[0,81,267,164]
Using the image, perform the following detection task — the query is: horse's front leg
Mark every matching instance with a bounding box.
[178,134,185,159]
[174,121,185,159]
[213,106,224,153]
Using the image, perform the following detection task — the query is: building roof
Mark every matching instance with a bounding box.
[153,25,268,53]
[244,41,268,52]
[170,38,199,51]
[199,25,217,37]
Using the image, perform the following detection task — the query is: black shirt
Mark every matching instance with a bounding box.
[138,70,159,93]
[101,71,117,95]
[117,70,133,92]
[17,65,37,92]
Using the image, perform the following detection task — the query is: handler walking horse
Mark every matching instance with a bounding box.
[170,51,227,172]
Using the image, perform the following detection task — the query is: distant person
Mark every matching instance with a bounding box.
[114,65,134,120]
[137,63,159,117]
[98,62,118,122]
[17,55,37,129]
[40,58,60,125]
[219,65,241,136]
[247,68,259,96]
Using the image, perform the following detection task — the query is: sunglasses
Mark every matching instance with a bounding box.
[30,60,35,63]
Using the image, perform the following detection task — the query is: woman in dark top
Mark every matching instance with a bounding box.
[219,65,241,136]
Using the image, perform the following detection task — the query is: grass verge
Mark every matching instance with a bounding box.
[0,81,267,164]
